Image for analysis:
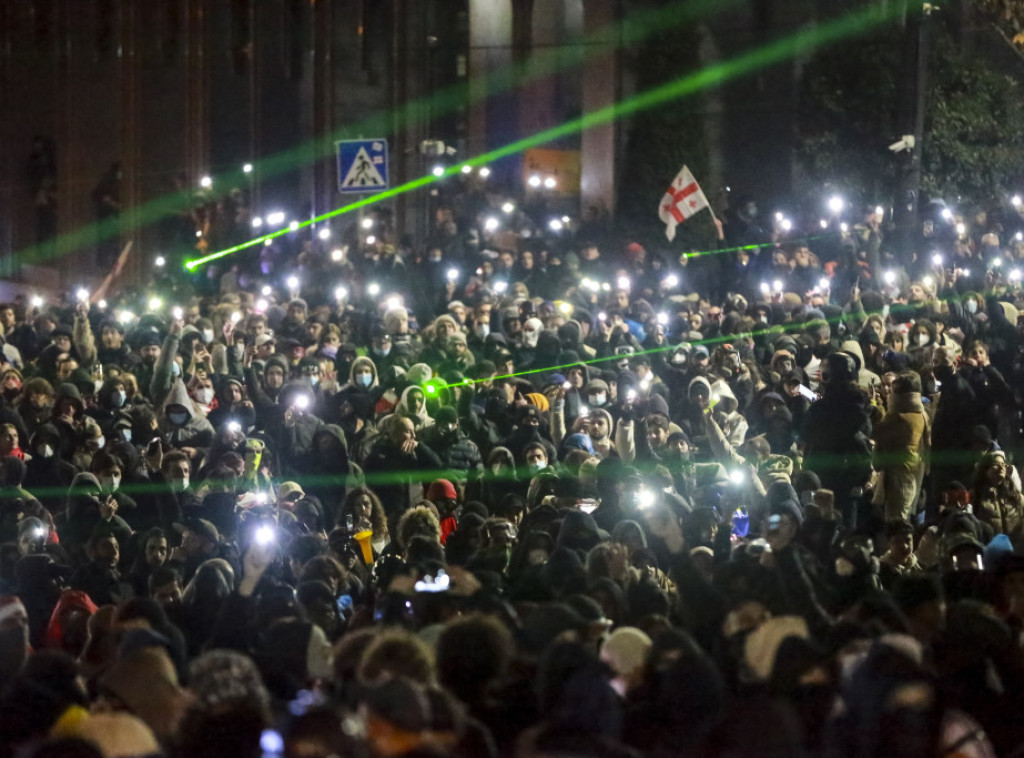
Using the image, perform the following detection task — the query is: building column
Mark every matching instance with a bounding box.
[467,0,513,157]
[120,0,143,279]
[579,0,618,218]
[312,0,337,220]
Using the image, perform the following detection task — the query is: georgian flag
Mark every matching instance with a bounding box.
[658,165,710,241]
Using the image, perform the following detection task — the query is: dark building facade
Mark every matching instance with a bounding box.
[0,0,628,285]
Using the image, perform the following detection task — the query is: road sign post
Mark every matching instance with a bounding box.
[337,139,389,193]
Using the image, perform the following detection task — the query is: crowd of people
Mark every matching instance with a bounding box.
[0,187,1023,758]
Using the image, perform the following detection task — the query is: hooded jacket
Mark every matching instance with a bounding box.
[327,356,376,424]
[23,424,78,515]
[839,340,881,393]
[587,407,616,460]
[87,377,132,438]
[675,375,714,444]
[296,424,351,523]
[245,354,289,425]
[51,383,86,461]
[159,379,215,451]
[710,380,748,447]
[60,472,132,553]
[345,356,380,389]
[391,384,434,429]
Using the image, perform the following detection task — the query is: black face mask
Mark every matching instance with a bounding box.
[934,364,954,382]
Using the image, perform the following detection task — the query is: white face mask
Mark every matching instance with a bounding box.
[89,436,106,451]
[915,333,929,347]
[112,390,127,408]
[101,475,120,493]
[194,387,214,405]
[169,477,189,494]
[966,300,978,314]
[355,372,373,388]
[589,393,607,407]
[523,330,539,348]
[38,444,54,459]
[474,323,490,339]
[202,329,214,344]
[529,461,547,472]
[375,345,391,357]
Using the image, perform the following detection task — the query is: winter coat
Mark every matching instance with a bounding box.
[418,425,484,483]
[362,437,444,522]
[23,424,79,515]
[959,363,1013,443]
[158,379,215,451]
[60,472,132,554]
[17,400,52,440]
[710,380,749,447]
[974,485,1024,539]
[801,384,873,497]
[87,378,132,438]
[275,384,331,476]
[293,424,350,522]
[334,356,380,409]
[873,391,930,523]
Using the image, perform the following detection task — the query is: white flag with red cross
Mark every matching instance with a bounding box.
[658,165,710,241]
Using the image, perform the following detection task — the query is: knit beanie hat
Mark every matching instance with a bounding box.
[188,649,271,714]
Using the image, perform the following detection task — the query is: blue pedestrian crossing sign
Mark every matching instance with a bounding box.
[337,139,389,193]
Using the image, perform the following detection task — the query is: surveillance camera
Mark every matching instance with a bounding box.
[419,140,447,157]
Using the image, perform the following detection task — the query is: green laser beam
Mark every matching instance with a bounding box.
[680,233,835,259]
[421,279,1018,396]
[10,0,737,272]
[188,1,908,271]
[8,439,1002,507]
[12,298,1019,503]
